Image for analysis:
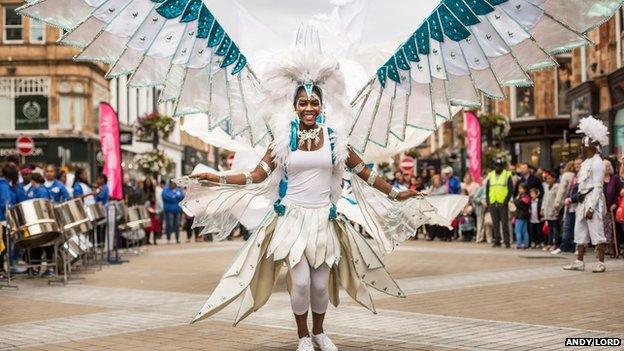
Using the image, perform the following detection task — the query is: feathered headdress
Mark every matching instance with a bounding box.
[576,116,609,150]
[259,25,351,169]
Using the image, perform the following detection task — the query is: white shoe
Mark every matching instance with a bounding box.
[592,262,606,273]
[312,333,338,351]
[563,260,585,271]
[297,337,315,351]
[550,248,562,255]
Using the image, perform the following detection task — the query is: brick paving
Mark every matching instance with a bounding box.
[0,239,622,350]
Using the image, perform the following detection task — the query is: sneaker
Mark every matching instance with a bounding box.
[492,243,501,248]
[312,333,338,351]
[563,260,585,271]
[592,262,606,273]
[297,337,315,351]
[42,269,56,277]
[550,248,562,255]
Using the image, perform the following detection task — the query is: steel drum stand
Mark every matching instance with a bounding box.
[106,204,127,265]
[0,228,18,290]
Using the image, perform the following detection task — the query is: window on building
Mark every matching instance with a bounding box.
[29,19,45,44]
[511,86,536,119]
[58,81,85,130]
[3,6,23,43]
[556,56,572,116]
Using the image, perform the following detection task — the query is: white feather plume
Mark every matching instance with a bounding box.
[576,116,609,146]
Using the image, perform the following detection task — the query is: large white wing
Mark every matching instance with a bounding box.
[349,0,624,154]
[18,0,269,146]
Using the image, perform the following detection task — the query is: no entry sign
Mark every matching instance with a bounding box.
[16,136,34,156]
[400,156,415,173]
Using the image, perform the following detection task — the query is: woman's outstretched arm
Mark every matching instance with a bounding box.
[190,149,275,185]
[345,148,420,201]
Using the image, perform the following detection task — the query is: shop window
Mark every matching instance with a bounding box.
[556,56,572,116]
[58,82,85,129]
[614,109,624,157]
[511,86,536,119]
[3,5,23,43]
[519,141,541,167]
[29,19,45,44]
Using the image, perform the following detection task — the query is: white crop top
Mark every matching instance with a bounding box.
[283,127,333,208]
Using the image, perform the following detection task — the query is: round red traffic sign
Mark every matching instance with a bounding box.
[400,156,415,173]
[16,136,34,156]
[226,153,235,169]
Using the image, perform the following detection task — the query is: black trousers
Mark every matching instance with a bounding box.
[529,222,543,245]
[490,204,510,245]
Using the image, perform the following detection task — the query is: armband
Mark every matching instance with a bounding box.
[351,162,366,174]
[367,170,377,186]
[388,187,399,201]
[244,171,253,185]
[219,174,227,185]
[259,160,272,176]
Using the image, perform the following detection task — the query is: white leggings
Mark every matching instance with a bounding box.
[288,256,330,315]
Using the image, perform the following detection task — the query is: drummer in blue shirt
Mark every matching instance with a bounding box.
[0,164,17,278]
[94,173,109,205]
[15,168,32,203]
[0,164,17,222]
[43,165,69,203]
[27,173,51,200]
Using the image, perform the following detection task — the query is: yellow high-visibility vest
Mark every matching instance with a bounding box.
[488,170,510,204]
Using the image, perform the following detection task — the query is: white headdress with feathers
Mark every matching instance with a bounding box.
[576,116,609,148]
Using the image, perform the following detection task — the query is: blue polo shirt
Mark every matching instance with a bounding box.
[95,184,109,204]
[0,178,16,221]
[44,179,70,203]
[27,184,51,200]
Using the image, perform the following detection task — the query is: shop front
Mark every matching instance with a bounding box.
[607,67,624,156]
[505,119,576,170]
[0,136,100,180]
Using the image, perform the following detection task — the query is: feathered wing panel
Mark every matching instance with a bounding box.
[349,0,624,154]
[18,0,268,146]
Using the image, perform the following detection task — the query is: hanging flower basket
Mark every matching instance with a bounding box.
[478,113,510,141]
[134,150,174,178]
[134,112,176,142]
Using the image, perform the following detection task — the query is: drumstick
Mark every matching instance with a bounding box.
[611,209,620,258]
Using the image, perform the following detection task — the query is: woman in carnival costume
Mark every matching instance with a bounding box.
[17,0,624,349]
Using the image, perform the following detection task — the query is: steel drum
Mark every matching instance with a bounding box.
[54,198,93,237]
[9,199,62,249]
[62,235,83,264]
[85,202,106,223]
[126,206,151,230]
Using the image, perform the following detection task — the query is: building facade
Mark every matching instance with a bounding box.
[0,0,109,178]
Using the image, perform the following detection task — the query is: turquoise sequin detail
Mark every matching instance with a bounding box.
[439,5,472,41]
[329,204,337,220]
[278,180,288,198]
[149,0,247,75]
[289,118,298,152]
[316,113,325,124]
[375,0,513,88]
[180,0,201,22]
[273,200,286,216]
[303,81,314,97]
[215,36,231,56]
[155,0,189,19]
[221,43,240,68]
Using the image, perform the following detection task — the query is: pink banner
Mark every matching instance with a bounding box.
[99,102,123,200]
[464,111,482,183]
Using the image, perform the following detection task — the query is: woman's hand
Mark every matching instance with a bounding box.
[396,190,423,201]
[190,172,216,182]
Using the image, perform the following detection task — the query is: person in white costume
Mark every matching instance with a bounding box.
[189,81,427,351]
[16,0,624,349]
[563,116,609,273]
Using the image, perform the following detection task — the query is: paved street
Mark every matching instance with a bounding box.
[1,239,623,351]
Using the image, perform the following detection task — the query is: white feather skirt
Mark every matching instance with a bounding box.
[268,201,341,270]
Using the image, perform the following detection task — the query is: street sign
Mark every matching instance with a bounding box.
[15,136,34,156]
[400,156,415,173]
